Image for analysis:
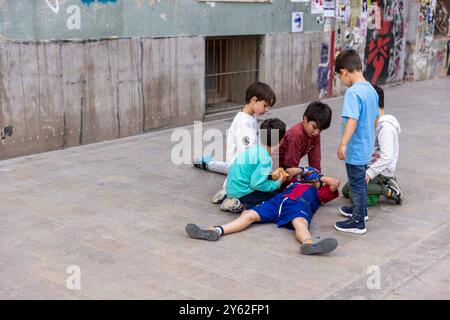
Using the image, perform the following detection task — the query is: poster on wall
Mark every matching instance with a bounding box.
[292,12,304,32]
[323,0,336,17]
[312,0,324,14]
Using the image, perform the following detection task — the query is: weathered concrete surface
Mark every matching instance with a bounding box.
[0,37,205,160]
[260,32,327,107]
[0,78,449,299]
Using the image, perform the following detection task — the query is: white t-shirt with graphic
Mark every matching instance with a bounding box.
[226,111,259,164]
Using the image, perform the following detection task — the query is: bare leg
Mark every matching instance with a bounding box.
[292,217,338,255]
[222,210,261,235]
[291,217,313,244]
[185,210,261,241]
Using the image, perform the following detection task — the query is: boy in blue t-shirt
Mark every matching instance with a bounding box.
[334,49,379,234]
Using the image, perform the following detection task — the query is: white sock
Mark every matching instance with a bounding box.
[213,226,224,236]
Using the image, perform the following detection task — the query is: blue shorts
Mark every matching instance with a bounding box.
[252,194,313,230]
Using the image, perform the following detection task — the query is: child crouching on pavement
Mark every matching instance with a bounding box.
[219,118,288,213]
[185,170,340,255]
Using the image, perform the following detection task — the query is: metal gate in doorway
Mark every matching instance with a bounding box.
[205,36,261,115]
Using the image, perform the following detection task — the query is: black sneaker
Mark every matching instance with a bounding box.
[387,179,402,205]
[340,205,369,221]
[334,218,367,234]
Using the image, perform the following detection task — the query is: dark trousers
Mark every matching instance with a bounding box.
[346,163,368,223]
[240,190,278,210]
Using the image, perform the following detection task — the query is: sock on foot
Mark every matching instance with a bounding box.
[213,226,224,236]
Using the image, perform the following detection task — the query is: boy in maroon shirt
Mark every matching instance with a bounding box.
[279,101,332,177]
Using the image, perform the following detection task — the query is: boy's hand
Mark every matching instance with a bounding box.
[365,174,371,184]
[304,166,319,176]
[278,175,287,183]
[337,143,346,160]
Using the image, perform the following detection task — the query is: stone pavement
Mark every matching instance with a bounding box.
[1,78,450,300]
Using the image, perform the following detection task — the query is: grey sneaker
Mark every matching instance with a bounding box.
[185,224,220,241]
[219,197,244,213]
[212,188,227,204]
[387,179,403,205]
[300,237,338,255]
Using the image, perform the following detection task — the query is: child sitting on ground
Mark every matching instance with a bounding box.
[193,82,277,204]
[185,170,340,256]
[220,118,288,212]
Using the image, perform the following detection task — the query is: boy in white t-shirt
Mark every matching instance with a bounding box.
[193,81,277,203]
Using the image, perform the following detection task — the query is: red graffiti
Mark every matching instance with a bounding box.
[366,20,392,83]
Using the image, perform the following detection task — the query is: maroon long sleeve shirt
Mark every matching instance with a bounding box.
[279,123,322,172]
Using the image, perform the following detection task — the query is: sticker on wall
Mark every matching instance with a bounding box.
[292,12,304,32]
[316,15,325,24]
[323,0,336,18]
[311,0,324,14]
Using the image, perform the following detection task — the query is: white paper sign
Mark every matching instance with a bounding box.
[323,0,336,18]
[292,12,304,32]
[311,0,324,15]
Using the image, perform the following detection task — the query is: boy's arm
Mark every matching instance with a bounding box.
[319,175,340,192]
[317,176,340,204]
[281,133,302,169]
[366,126,395,179]
[337,118,357,160]
[250,160,282,192]
[307,137,321,172]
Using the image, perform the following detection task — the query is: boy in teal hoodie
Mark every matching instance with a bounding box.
[220,118,288,213]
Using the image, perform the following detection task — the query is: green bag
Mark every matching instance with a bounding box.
[367,194,380,206]
[348,192,380,207]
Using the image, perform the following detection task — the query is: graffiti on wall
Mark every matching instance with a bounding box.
[387,0,406,82]
[434,0,449,36]
[317,43,329,99]
[418,0,435,49]
[447,38,450,75]
[44,0,59,13]
[81,0,118,4]
[363,0,406,84]
[335,0,366,53]
[413,0,448,80]
[433,0,450,76]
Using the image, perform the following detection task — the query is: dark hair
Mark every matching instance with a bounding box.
[260,118,286,147]
[372,84,384,109]
[303,101,332,130]
[334,49,362,74]
[245,81,277,107]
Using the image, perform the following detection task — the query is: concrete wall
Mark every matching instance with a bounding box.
[260,31,329,107]
[0,37,204,160]
[0,0,324,41]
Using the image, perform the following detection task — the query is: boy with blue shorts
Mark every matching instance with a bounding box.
[185,171,340,255]
[334,49,379,234]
